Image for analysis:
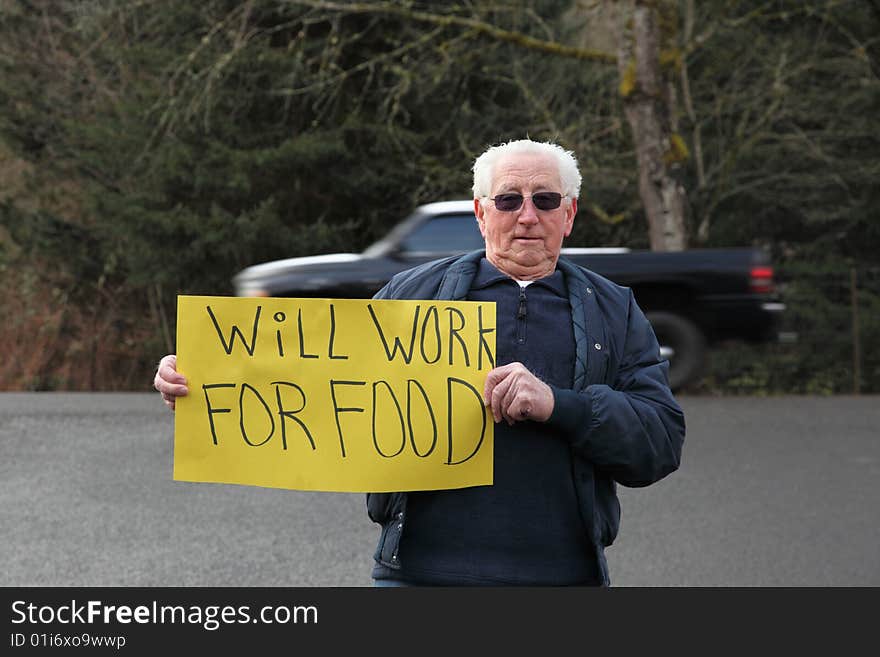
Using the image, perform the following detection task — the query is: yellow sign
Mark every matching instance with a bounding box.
[173,296,496,493]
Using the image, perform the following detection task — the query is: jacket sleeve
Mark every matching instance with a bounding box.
[547,291,685,487]
[372,280,395,300]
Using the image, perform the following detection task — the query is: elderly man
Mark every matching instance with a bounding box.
[154,138,685,587]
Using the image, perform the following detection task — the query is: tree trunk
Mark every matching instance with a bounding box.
[616,0,688,251]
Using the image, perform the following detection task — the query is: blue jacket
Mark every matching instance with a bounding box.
[366,250,685,584]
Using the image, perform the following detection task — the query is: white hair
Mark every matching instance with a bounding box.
[471,138,582,200]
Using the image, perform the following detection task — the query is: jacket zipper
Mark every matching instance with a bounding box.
[517,286,527,344]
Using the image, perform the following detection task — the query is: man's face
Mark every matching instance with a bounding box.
[474,152,576,280]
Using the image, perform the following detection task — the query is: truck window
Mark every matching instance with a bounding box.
[399,214,484,253]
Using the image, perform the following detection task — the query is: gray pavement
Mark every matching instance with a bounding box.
[1,393,878,586]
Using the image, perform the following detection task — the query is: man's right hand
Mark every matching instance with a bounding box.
[153,354,188,411]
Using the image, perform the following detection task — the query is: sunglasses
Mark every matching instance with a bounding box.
[488,192,564,212]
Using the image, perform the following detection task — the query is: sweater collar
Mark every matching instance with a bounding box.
[471,257,567,296]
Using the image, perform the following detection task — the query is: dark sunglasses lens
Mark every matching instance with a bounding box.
[494,194,523,211]
[532,192,563,210]
[492,192,563,211]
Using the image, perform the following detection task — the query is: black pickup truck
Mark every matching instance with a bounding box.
[233,200,785,389]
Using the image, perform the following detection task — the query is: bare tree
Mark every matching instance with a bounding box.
[281,0,690,249]
[609,0,687,250]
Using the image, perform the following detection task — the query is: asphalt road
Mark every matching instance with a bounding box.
[1,393,877,587]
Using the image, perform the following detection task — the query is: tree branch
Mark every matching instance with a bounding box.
[284,0,616,63]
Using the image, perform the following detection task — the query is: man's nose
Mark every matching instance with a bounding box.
[517,197,540,224]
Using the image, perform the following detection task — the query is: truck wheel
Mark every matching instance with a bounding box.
[644,312,706,391]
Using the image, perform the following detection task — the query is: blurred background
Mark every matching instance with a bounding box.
[1,0,878,395]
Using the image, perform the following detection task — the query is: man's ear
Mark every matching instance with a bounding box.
[564,197,577,237]
[473,198,487,237]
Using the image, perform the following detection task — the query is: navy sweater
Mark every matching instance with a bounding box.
[372,259,601,585]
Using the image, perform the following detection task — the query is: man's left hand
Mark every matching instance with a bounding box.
[483,362,554,425]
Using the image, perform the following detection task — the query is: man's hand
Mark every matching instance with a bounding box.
[483,362,554,425]
[153,354,188,411]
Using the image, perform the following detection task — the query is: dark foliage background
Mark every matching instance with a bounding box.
[1,0,877,392]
